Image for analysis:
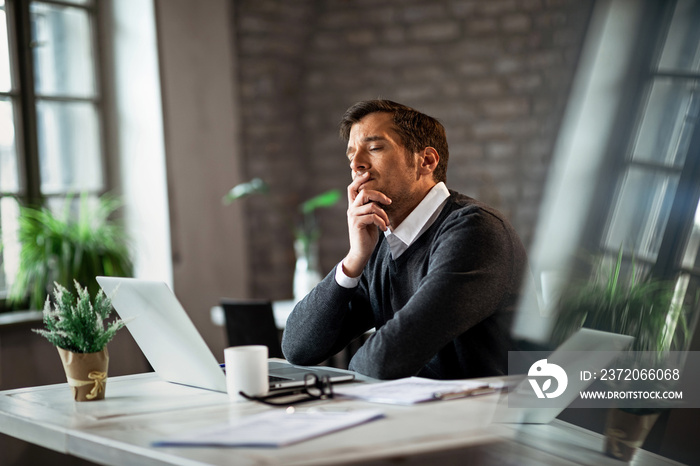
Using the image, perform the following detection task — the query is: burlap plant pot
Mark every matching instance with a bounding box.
[57,347,109,401]
[604,408,661,462]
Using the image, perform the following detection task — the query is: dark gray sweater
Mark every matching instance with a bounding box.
[281,191,528,380]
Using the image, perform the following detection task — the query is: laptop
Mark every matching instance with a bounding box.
[494,328,634,424]
[96,276,354,393]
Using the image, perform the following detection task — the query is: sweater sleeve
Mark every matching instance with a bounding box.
[281,266,375,366]
[348,207,523,379]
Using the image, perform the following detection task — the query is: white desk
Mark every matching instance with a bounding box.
[0,371,682,466]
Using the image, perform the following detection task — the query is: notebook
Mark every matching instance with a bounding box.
[494,328,634,424]
[96,277,354,393]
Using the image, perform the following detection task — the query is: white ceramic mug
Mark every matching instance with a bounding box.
[224,345,269,402]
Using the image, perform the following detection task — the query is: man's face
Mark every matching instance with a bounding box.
[345,112,422,217]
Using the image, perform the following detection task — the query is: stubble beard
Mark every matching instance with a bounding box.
[377,184,418,228]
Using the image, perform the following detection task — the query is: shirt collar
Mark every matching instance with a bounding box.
[384,182,450,259]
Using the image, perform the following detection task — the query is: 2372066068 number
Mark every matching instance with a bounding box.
[598,368,680,381]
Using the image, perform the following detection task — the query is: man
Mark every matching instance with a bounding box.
[281,100,527,380]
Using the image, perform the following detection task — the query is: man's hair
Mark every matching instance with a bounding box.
[339,100,449,183]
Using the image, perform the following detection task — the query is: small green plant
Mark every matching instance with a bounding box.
[33,281,125,354]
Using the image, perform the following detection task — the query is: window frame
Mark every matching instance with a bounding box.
[584,0,700,345]
[0,0,108,311]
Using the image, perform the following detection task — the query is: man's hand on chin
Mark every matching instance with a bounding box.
[344,172,392,277]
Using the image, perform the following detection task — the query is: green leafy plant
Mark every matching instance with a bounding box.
[295,189,342,258]
[223,178,341,251]
[9,193,133,310]
[222,177,269,202]
[552,247,690,353]
[33,281,124,354]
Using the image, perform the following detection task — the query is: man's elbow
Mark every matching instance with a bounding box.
[348,355,411,380]
[280,336,314,366]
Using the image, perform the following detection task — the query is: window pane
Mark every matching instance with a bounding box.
[658,0,700,72]
[605,168,680,260]
[682,198,700,270]
[0,196,20,296]
[1,6,11,92]
[30,2,95,98]
[631,79,700,167]
[0,98,18,193]
[45,193,98,218]
[36,100,102,194]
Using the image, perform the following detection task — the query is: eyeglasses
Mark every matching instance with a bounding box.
[239,373,334,406]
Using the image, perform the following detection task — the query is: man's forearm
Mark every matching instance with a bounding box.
[281,267,370,365]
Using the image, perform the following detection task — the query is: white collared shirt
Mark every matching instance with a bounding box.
[335,182,450,288]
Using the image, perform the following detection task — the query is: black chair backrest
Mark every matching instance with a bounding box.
[220,300,283,358]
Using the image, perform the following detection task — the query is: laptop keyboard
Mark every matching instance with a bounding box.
[269,375,291,382]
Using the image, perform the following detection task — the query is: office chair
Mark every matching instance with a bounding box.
[220,299,284,359]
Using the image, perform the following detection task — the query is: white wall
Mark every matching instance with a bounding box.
[154,0,249,359]
[101,0,248,359]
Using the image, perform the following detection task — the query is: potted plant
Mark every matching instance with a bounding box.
[33,280,125,401]
[223,178,341,300]
[552,247,691,461]
[9,192,133,311]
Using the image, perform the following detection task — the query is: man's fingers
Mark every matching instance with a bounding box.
[352,188,392,209]
[350,212,389,232]
[347,172,368,202]
[346,175,391,233]
[348,202,390,231]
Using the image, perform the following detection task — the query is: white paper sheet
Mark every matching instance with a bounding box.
[333,377,501,405]
[153,408,385,448]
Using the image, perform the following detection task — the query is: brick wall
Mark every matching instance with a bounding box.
[233,0,594,299]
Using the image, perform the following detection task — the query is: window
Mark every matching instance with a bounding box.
[0,0,105,309]
[597,0,700,343]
